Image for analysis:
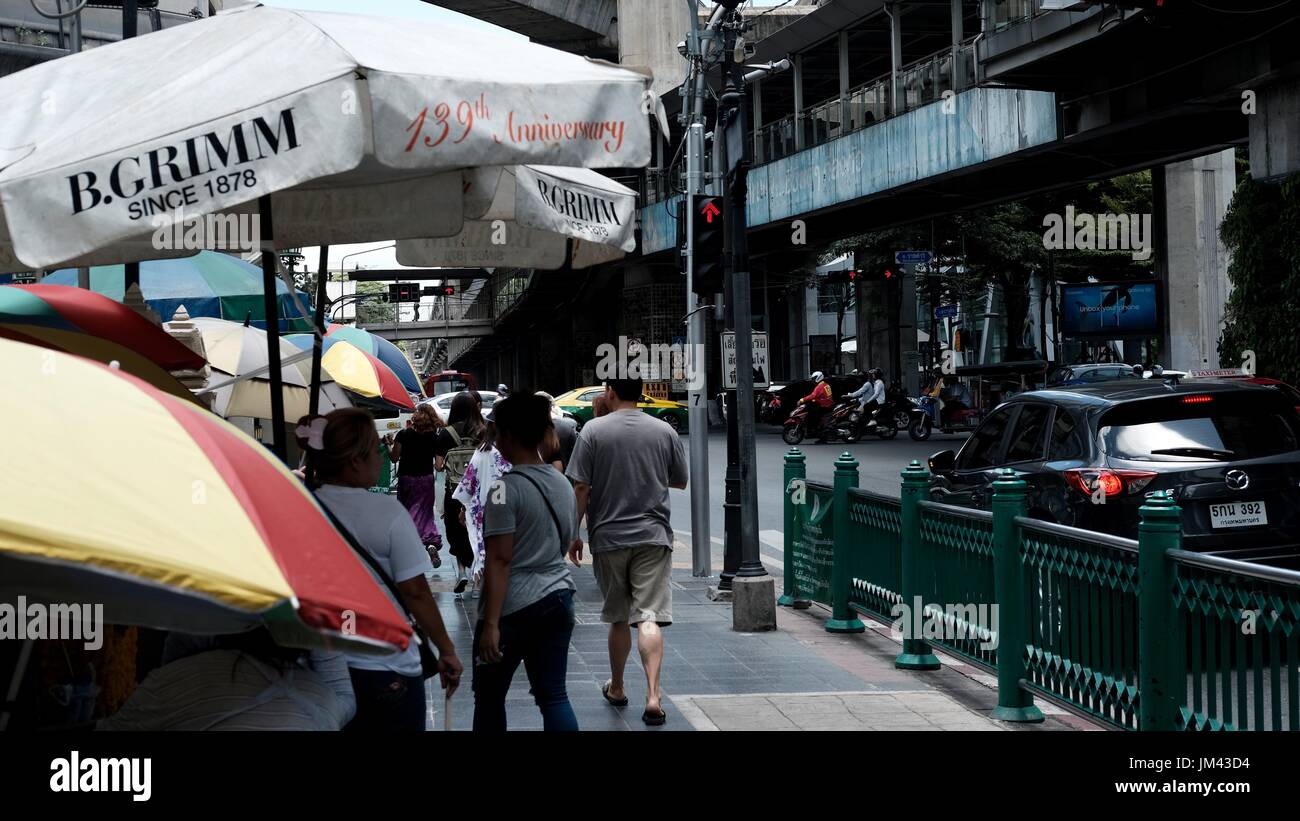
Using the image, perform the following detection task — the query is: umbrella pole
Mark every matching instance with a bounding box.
[259,195,287,462]
[309,245,330,417]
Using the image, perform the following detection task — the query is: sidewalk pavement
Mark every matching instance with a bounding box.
[422,546,1100,732]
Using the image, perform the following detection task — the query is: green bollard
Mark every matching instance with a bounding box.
[1138,492,1183,731]
[990,468,1044,722]
[896,460,940,669]
[778,448,806,608]
[826,452,865,633]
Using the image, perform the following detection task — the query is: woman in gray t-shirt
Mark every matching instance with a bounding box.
[475,393,578,732]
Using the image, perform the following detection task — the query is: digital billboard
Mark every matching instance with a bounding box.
[1059,281,1161,338]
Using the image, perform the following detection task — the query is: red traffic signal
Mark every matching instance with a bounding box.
[442,285,455,296]
[699,198,722,224]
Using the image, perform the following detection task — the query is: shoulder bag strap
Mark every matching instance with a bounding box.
[313,494,434,650]
[501,470,567,558]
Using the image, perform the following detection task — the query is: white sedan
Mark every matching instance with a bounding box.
[421,390,500,425]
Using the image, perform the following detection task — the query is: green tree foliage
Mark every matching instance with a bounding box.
[822,173,1155,360]
[1218,173,1300,385]
[355,280,396,324]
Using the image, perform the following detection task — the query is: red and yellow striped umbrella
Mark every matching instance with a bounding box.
[0,337,411,654]
[0,284,206,402]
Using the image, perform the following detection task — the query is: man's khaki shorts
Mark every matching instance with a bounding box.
[592,545,673,627]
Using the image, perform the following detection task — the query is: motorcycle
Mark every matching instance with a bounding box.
[760,394,786,424]
[783,399,895,445]
[909,394,986,441]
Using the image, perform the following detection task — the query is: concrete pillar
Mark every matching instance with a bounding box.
[1248,80,1300,182]
[616,0,689,98]
[792,54,805,151]
[1156,149,1236,371]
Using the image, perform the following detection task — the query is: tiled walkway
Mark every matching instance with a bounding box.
[422,556,1096,732]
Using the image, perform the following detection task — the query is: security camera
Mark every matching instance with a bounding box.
[677,40,688,58]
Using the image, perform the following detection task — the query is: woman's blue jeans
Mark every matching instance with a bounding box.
[472,589,578,732]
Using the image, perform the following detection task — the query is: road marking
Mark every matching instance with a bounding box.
[759,529,784,549]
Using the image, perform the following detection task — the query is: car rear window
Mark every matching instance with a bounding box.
[1099,392,1300,461]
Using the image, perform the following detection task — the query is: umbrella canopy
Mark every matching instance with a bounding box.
[396,165,637,269]
[188,316,349,420]
[285,334,414,411]
[41,252,314,332]
[0,4,655,270]
[0,284,203,401]
[0,337,411,653]
[325,326,422,396]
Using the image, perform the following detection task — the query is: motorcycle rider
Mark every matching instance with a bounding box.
[849,368,887,428]
[798,371,835,442]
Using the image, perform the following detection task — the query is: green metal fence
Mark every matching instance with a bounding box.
[780,447,1300,731]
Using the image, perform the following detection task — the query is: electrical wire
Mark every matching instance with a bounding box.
[747,0,797,22]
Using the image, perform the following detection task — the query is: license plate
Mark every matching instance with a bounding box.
[1209,501,1268,529]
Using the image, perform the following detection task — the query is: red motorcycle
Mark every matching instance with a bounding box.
[783,399,894,445]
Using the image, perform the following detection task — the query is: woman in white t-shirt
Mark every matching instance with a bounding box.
[310,409,463,731]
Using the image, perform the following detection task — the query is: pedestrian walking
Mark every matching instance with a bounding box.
[453,408,512,592]
[311,409,463,731]
[386,404,444,566]
[474,393,579,732]
[436,392,485,593]
[536,390,577,471]
[565,377,687,726]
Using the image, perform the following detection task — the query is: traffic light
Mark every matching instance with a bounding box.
[388,282,419,303]
[441,284,456,297]
[852,268,896,283]
[692,196,725,296]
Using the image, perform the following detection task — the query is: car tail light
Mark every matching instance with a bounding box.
[1181,394,1213,405]
[1065,468,1159,498]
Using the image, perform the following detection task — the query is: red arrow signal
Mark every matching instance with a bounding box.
[700,201,721,223]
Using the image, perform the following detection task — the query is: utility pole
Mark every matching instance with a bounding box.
[715,3,785,630]
[681,1,719,578]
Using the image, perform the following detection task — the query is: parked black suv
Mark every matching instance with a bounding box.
[927,380,1300,563]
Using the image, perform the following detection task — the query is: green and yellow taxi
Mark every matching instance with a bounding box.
[554,386,689,433]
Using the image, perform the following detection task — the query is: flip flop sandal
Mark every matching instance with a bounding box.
[641,708,667,726]
[602,682,628,708]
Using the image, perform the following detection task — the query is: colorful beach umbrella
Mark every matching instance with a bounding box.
[325,326,423,396]
[40,251,314,333]
[285,335,414,411]
[0,284,204,402]
[0,337,411,654]
[189,317,353,420]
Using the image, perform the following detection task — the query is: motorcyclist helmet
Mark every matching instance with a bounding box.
[811,371,824,382]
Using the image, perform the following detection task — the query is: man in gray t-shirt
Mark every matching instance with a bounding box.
[566,378,687,726]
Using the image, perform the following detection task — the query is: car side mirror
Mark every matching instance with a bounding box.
[929,450,957,475]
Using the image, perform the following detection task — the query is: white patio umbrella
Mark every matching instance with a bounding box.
[189,316,350,420]
[395,165,638,269]
[0,3,656,457]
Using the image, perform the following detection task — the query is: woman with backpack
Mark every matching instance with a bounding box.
[474,393,578,732]
[435,392,485,594]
